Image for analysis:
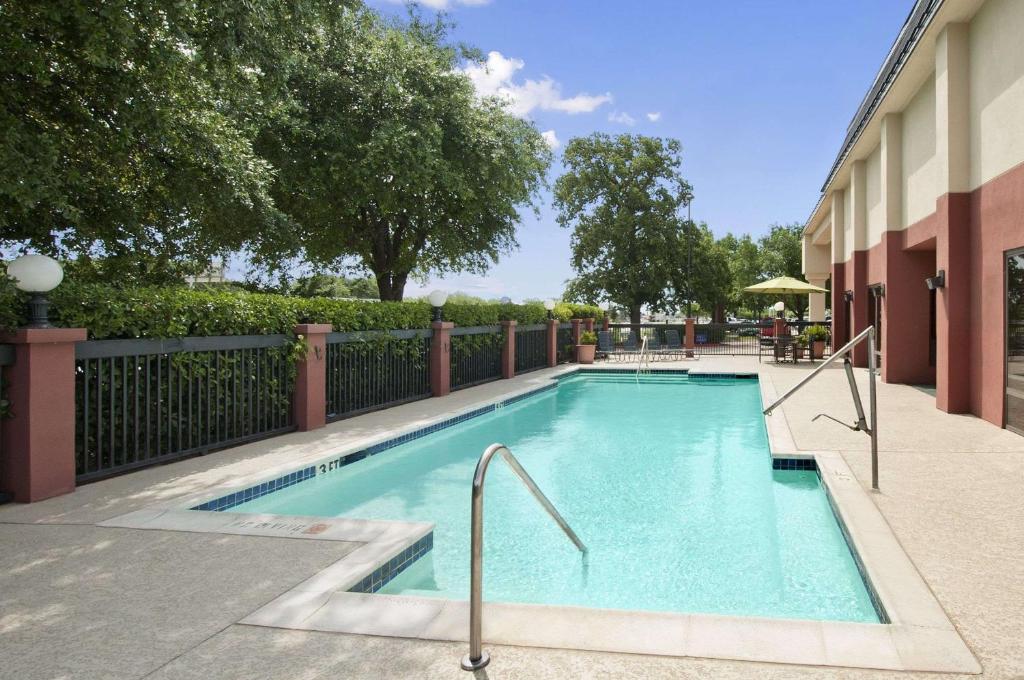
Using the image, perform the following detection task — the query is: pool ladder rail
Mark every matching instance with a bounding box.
[461,443,587,671]
[762,325,880,490]
[636,336,651,381]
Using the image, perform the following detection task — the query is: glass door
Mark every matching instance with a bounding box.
[1006,249,1024,434]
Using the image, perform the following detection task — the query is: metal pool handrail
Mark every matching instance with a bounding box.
[461,443,587,671]
[636,336,650,382]
[762,326,880,490]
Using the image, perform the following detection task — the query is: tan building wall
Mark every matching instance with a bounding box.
[802,0,1024,430]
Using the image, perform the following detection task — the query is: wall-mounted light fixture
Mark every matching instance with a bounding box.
[925,270,945,291]
[843,290,854,303]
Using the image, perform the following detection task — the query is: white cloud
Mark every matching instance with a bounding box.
[608,111,636,126]
[541,130,561,149]
[462,51,612,118]
[646,112,662,122]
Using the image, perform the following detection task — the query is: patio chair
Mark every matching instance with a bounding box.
[597,330,616,361]
[646,333,664,360]
[622,331,639,361]
[773,334,796,363]
[665,329,684,358]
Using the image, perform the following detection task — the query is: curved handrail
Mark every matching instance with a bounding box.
[461,443,586,671]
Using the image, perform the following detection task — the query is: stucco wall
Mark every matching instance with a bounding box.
[969,0,1024,190]
[843,182,855,261]
[866,144,884,247]
[901,75,938,228]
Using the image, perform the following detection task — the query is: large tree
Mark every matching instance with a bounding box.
[554,134,692,326]
[718,232,764,316]
[759,222,808,319]
[0,0,349,263]
[260,11,551,300]
[676,222,732,322]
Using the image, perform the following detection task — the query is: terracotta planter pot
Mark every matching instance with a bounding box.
[576,344,596,364]
[812,340,825,359]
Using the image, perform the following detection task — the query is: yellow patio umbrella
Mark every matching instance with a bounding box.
[742,276,828,295]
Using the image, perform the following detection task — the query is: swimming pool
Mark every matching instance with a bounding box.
[226,373,880,623]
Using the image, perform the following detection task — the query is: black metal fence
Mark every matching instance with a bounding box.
[515,324,548,374]
[451,326,503,390]
[325,329,432,421]
[557,323,574,363]
[75,335,295,482]
[606,321,833,357]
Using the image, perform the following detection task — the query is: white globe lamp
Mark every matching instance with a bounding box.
[7,254,64,327]
[428,289,449,322]
[543,299,556,319]
[774,300,785,319]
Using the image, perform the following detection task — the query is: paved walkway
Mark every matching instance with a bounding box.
[2,359,1022,679]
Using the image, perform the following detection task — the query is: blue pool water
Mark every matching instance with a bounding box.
[232,374,880,622]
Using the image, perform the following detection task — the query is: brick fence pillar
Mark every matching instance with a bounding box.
[430,321,454,397]
[293,324,332,432]
[570,319,582,362]
[501,320,516,379]
[583,317,595,333]
[0,327,87,502]
[602,316,610,331]
[685,318,695,358]
[546,319,559,367]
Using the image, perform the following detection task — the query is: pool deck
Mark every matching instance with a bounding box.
[2,358,1023,679]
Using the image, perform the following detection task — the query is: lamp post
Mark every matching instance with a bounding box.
[428,289,449,322]
[543,299,556,320]
[774,300,785,319]
[686,199,693,319]
[7,254,64,328]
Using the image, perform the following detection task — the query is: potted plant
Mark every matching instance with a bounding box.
[806,325,829,359]
[577,330,598,364]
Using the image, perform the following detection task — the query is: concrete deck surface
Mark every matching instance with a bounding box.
[1,358,1022,679]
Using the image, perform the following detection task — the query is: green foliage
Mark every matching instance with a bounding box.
[805,325,829,341]
[0,0,352,262]
[289,274,380,300]
[579,330,598,345]
[554,133,692,323]
[260,9,551,300]
[1,282,599,339]
[759,222,809,318]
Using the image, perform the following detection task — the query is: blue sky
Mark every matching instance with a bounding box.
[370,0,914,301]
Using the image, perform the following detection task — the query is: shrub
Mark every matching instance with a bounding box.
[579,330,598,345]
[805,325,829,341]
[0,279,603,340]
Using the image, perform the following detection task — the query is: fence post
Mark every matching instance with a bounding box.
[546,319,559,367]
[0,327,87,502]
[501,320,516,379]
[570,319,582,362]
[583,317,594,333]
[685,318,695,358]
[293,324,331,432]
[431,321,454,397]
[602,316,610,332]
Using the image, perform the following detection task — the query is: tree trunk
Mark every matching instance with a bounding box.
[374,271,409,301]
[630,304,642,339]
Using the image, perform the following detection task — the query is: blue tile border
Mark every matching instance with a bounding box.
[771,457,818,471]
[190,466,316,511]
[348,532,434,594]
[820,475,890,623]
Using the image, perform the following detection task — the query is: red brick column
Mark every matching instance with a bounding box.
[0,327,86,502]
[293,324,331,432]
[570,319,582,362]
[430,321,454,397]
[602,316,610,331]
[583,317,595,333]
[684,318,695,358]
[546,319,558,367]
[773,317,787,340]
[936,193,971,413]
[501,320,516,379]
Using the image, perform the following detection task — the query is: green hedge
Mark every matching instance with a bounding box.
[0,281,602,340]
